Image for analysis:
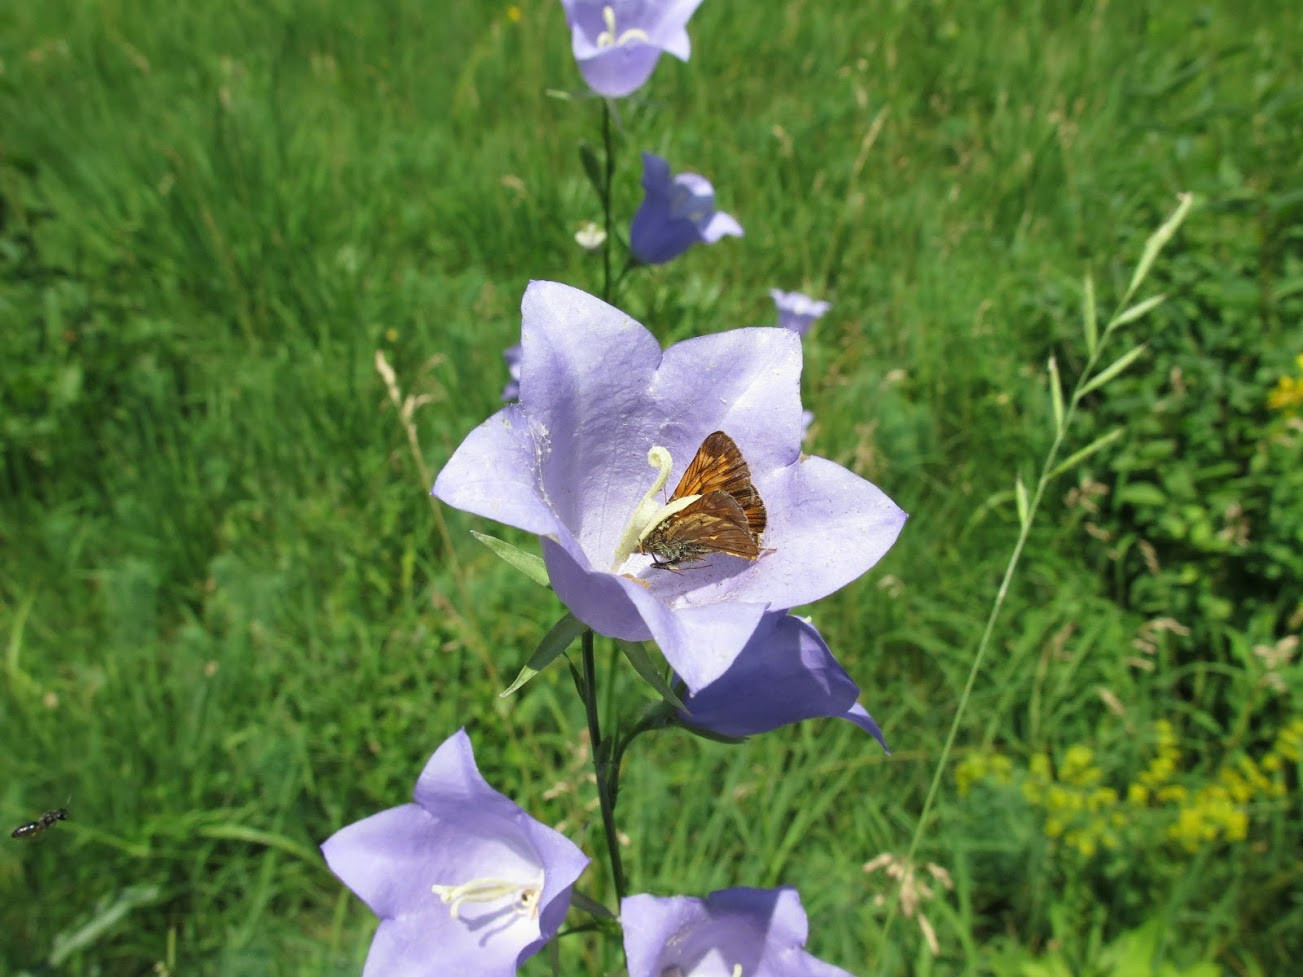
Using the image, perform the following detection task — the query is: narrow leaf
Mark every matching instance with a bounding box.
[680,723,747,746]
[470,530,549,588]
[569,890,616,920]
[1109,292,1167,329]
[500,612,586,697]
[1125,191,1193,301]
[1047,356,1065,431]
[1080,343,1147,396]
[618,640,686,712]
[1082,273,1098,356]
[196,824,321,864]
[1117,482,1167,507]
[578,142,605,199]
[50,885,163,965]
[1014,475,1030,528]
[1048,427,1124,480]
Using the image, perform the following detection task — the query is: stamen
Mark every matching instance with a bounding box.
[596,5,651,48]
[431,875,543,921]
[610,445,700,570]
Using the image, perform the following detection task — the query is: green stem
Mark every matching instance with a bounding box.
[873,196,1191,969]
[578,629,628,903]
[600,100,615,304]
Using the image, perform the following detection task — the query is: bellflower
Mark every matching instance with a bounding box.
[433,281,905,693]
[321,730,589,977]
[502,344,523,402]
[771,289,831,338]
[622,887,856,977]
[679,612,887,748]
[561,0,705,98]
[629,152,743,265]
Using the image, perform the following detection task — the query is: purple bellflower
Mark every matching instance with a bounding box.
[622,887,857,977]
[561,0,705,98]
[321,730,589,977]
[678,612,887,748]
[433,281,906,693]
[630,152,743,265]
[502,344,523,403]
[771,289,831,338]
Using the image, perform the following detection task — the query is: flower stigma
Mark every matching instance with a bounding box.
[431,873,544,921]
[596,6,651,48]
[610,444,700,571]
[659,964,743,977]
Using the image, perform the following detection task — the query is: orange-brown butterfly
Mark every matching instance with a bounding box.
[638,431,767,571]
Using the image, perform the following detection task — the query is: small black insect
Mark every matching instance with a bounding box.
[11,801,70,840]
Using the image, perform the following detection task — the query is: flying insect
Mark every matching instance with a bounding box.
[11,800,70,840]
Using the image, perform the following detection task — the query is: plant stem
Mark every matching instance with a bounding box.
[600,100,615,304]
[579,629,628,903]
[873,194,1191,970]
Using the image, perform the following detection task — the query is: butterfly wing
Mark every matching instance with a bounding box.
[671,431,767,539]
[640,491,759,568]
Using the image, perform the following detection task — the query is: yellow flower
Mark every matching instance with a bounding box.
[1126,783,1150,806]
[1268,370,1303,414]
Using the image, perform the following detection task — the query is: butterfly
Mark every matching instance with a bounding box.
[638,431,767,571]
[11,800,70,840]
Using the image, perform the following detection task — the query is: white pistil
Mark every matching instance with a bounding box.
[431,875,543,921]
[596,5,651,48]
[610,445,700,571]
[659,965,742,977]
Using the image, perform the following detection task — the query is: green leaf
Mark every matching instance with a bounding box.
[195,824,321,864]
[1014,474,1030,527]
[1048,427,1124,480]
[569,890,616,920]
[1125,191,1193,302]
[618,640,686,712]
[50,884,163,965]
[1047,356,1065,431]
[500,612,587,697]
[1080,343,1147,396]
[679,723,747,746]
[1110,292,1167,329]
[470,531,550,587]
[578,141,604,199]
[1117,482,1167,507]
[1082,273,1098,356]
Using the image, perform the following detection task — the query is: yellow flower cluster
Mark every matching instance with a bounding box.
[1267,354,1303,414]
[957,718,1298,858]
[1020,745,1125,857]
[1277,717,1303,763]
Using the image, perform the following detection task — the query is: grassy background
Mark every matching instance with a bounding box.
[2,0,1301,974]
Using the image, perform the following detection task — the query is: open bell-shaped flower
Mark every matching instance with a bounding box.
[561,0,706,98]
[771,289,831,338]
[622,887,857,977]
[502,344,523,403]
[677,611,888,746]
[433,281,905,693]
[629,152,743,265]
[321,730,589,977]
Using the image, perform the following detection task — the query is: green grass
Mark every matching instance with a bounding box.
[2,0,1301,974]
